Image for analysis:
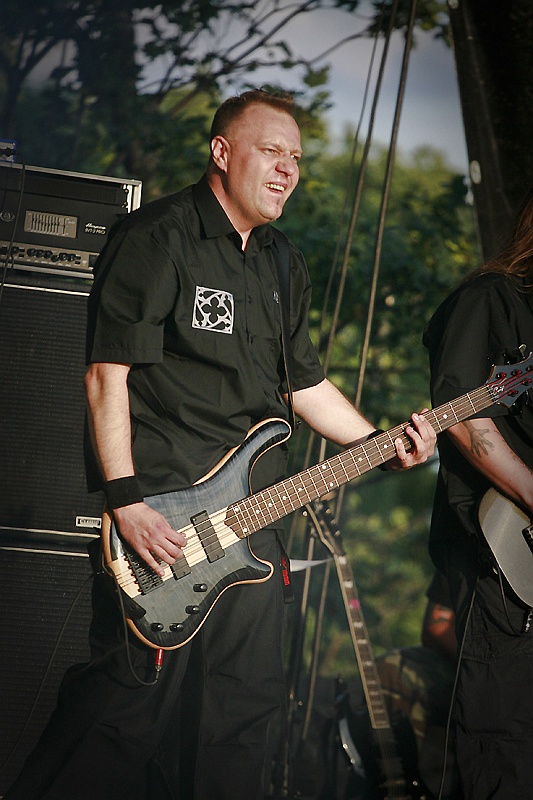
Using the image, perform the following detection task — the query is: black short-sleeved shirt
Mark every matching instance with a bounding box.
[86,176,325,496]
[423,272,533,567]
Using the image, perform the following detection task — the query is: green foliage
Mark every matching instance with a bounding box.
[287,462,442,680]
[278,133,479,679]
[367,0,450,41]
[277,138,479,423]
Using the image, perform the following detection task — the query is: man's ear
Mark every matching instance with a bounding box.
[210,136,229,171]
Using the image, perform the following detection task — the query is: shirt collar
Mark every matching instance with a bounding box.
[193,174,273,250]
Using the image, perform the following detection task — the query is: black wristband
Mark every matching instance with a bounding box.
[104,476,144,509]
[366,428,389,471]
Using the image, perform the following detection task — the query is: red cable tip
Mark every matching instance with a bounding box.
[155,648,164,671]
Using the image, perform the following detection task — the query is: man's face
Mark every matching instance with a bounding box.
[212,104,302,233]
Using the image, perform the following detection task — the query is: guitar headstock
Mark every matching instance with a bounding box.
[487,352,533,408]
[306,498,345,558]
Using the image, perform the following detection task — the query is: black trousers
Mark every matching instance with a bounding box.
[447,551,533,800]
[5,530,287,800]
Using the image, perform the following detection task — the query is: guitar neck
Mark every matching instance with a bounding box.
[226,383,496,537]
[308,501,412,798]
[334,546,391,731]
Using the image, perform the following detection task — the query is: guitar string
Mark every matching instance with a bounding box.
[123,389,490,588]
[211,385,495,550]
[127,405,474,591]
[120,379,526,591]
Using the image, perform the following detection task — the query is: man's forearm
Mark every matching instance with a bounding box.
[84,362,135,481]
[447,417,533,511]
[290,379,375,446]
[290,377,435,468]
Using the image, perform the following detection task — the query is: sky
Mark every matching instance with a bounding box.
[247,5,469,173]
[26,3,469,175]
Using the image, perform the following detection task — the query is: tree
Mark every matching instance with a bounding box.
[2,1,530,246]
[0,0,448,192]
[278,141,478,423]
[276,135,478,673]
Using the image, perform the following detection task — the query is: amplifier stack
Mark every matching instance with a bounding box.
[0,163,142,793]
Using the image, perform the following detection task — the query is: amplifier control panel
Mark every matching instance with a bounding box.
[0,240,96,276]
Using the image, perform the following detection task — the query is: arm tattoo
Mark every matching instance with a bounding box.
[464,420,494,458]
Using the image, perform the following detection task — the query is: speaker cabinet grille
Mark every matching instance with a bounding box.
[0,280,103,536]
[0,548,93,793]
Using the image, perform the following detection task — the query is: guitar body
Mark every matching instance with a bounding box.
[478,488,533,607]
[102,418,291,649]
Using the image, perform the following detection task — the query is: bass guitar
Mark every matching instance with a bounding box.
[102,354,533,650]
[478,488,533,607]
[307,500,430,800]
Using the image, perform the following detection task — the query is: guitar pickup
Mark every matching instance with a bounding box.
[171,556,192,580]
[191,510,225,562]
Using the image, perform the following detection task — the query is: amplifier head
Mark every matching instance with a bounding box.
[0,163,142,278]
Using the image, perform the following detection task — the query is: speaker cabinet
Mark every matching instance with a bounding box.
[0,547,93,794]
[0,276,104,540]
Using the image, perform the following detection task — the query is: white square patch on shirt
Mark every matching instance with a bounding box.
[192,286,234,334]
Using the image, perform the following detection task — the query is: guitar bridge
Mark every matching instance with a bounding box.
[125,547,164,594]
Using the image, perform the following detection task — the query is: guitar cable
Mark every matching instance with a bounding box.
[113,572,166,686]
[98,513,167,686]
[435,576,477,800]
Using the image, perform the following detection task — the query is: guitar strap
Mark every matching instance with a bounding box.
[270,227,299,604]
[270,226,295,431]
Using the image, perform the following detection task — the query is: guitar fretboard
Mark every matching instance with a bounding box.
[337,552,390,729]
[225,383,497,537]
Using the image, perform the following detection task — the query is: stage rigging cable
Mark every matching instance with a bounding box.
[277,1,423,797]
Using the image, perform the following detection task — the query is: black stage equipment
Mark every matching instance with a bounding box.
[0,164,141,794]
